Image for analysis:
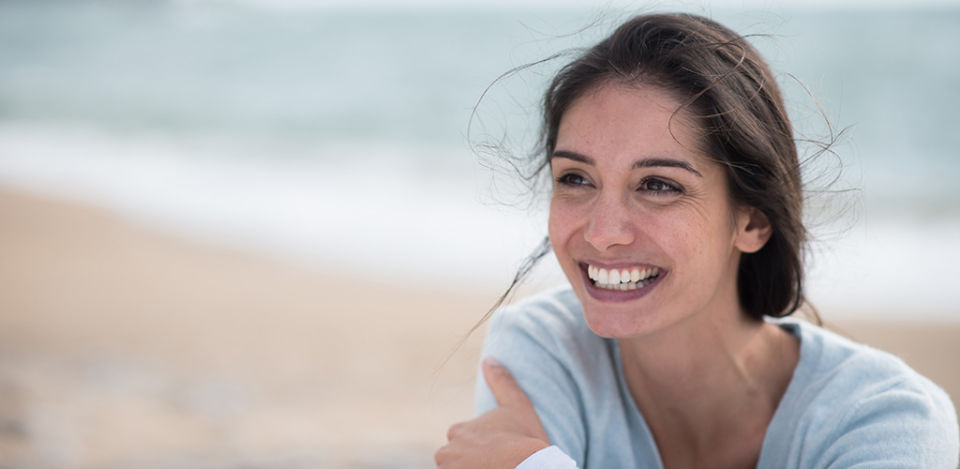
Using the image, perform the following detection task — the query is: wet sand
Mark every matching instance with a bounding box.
[0,187,957,467]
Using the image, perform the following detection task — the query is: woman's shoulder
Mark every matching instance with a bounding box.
[487,286,603,351]
[783,319,953,408]
[761,318,959,468]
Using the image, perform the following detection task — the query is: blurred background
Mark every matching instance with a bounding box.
[1,0,958,467]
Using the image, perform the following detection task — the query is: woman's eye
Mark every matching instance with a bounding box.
[639,178,681,194]
[556,173,591,187]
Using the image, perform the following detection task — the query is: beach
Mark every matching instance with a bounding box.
[0,187,492,467]
[0,187,958,468]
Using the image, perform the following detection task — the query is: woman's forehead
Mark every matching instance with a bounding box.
[555,83,709,165]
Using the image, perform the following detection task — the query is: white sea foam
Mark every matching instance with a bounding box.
[805,218,960,320]
[0,124,551,290]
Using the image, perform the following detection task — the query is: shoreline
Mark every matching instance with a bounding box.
[1,186,957,467]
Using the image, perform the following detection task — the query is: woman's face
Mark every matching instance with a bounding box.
[548,83,767,339]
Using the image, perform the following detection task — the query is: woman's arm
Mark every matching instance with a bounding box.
[443,291,599,467]
[472,296,591,464]
[435,357,552,469]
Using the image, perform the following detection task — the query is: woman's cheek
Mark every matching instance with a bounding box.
[548,198,581,245]
[546,207,565,250]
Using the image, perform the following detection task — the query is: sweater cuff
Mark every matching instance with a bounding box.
[516,445,578,469]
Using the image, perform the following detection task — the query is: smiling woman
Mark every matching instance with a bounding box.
[435,12,959,469]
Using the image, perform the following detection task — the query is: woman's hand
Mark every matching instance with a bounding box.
[435,357,550,469]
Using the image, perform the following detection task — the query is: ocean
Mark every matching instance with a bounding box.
[1,1,958,319]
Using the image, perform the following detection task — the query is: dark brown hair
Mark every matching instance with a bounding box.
[489,13,808,321]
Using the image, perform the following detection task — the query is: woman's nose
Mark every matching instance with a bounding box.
[583,197,635,251]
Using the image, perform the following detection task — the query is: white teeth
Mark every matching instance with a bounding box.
[609,269,621,284]
[586,263,661,290]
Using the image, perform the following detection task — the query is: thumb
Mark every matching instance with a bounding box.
[482,356,534,409]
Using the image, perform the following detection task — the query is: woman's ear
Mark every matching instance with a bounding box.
[735,207,772,254]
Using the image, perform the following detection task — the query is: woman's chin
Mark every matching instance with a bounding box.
[573,280,671,339]
[581,305,665,340]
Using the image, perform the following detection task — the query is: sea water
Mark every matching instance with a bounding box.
[1,1,958,319]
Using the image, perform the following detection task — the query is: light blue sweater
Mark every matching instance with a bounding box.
[475,287,959,468]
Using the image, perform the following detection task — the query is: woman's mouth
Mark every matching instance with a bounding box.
[580,262,665,301]
[587,264,661,290]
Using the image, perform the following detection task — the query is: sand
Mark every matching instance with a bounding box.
[0,187,957,468]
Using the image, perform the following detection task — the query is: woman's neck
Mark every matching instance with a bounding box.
[618,309,799,468]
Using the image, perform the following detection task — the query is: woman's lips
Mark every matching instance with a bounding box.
[579,262,666,302]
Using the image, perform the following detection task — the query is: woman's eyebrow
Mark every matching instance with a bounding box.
[551,150,594,165]
[633,158,703,177]
[552,150,703,178]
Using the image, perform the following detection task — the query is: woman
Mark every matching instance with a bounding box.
[435,13,959,469]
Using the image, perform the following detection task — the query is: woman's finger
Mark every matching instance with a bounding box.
[446,421,467,442]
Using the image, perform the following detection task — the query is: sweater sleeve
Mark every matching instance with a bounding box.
[474,300,589,467]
